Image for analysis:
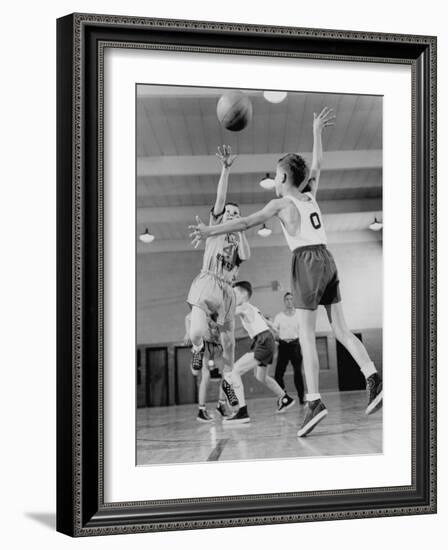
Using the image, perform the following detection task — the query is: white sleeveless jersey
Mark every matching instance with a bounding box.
[238,303,269,339]
[280,193,327,250]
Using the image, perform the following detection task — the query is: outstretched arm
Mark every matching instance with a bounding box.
[189,198,287,248]
[307,107,335,197]
[213,145,237,216]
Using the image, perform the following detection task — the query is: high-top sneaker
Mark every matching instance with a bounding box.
[190,345,204,375]
[223,406,251,425]
[365,373,383,415]
[196,408,214,423]
[297,399,328,437]
[221,378,239,407]
[209,367,222,380]
[276,394,296,413]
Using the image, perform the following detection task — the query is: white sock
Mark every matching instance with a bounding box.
[360,361,377,378]
[306,393,321,402]
[192,340,203,353]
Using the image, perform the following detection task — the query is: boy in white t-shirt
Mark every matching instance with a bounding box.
[224,281,295,425]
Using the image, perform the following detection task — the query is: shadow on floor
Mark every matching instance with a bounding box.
[25,512,56,530]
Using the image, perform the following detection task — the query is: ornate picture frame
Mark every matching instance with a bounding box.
[56,13,436,536]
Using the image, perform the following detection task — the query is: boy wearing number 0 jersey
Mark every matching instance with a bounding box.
[279,191,341,311]
[190,107,383,438]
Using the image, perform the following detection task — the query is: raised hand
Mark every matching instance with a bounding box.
[189,216,209,249]
[313,107,336,134]
[216,145,237,169]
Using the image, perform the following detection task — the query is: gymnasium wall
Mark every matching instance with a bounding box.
[136,239,383,346]
[137,326,382,406]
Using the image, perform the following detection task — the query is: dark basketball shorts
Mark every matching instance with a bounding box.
[291,244,341,310]
[251,330,275,366]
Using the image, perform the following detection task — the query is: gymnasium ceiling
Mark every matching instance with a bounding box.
[136,86,382,253]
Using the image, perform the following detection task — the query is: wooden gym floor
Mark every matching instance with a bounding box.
[136,390,382,466]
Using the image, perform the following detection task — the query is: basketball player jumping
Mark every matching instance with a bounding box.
[190,107,383,437]
[224,281,295,425]
[187,145,250,408]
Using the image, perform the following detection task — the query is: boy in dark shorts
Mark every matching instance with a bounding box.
[190,107,383,437]
[223,281,295,425]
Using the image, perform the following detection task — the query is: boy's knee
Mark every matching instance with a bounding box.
[190,327,203,344]
[332,326,350,343]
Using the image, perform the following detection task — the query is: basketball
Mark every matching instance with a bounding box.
[216,91,253,132]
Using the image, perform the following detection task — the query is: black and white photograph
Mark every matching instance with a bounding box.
[1,0,442,544]
[136,85,383,466]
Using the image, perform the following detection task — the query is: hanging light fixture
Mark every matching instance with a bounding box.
[259,173,275,190]
[263,91,288,103]
[257,224,272,237]
[369,218,383,232]
[139,227,155,243]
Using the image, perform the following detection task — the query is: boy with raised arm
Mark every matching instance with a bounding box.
[187,145,251,408]
[190,108,382,437]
